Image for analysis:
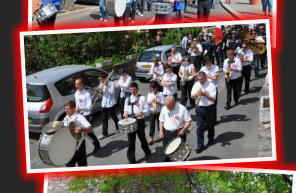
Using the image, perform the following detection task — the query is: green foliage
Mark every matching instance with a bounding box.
[67,178,90,193]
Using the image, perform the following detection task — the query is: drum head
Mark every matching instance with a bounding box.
[165,137,182,155]
[48,126,76,166]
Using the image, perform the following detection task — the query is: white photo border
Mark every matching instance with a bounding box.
[20,19,276,174]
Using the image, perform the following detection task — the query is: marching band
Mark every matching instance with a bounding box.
[40,24,267,167]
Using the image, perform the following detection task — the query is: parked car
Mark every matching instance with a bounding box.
[135,45,188,80]
[26,65,120,133]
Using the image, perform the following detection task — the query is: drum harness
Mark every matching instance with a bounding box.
[128,94,142,118]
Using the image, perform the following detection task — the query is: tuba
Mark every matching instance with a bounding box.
[239,29,267,55]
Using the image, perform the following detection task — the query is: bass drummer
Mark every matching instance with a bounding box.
[159,95,191,161]
[63,100,93,167]
[123,82,152,164]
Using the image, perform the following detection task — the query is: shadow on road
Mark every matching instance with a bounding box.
[188,155,221,161]
[146,146,165,163]
[214,131,244,146]
[89,13,100,20]
[91,139,128,158]
[218,114,250,124]
[239,96,259,105]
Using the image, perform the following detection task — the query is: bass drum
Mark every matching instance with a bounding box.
[105,0,126,17]
[38,126,77,166]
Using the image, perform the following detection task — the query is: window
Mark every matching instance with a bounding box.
[27,84,50,102]
[55,73,82,96]
[138,51,162,62]
[83,69,101,88]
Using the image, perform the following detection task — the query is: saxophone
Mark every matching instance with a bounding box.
[226,59,234,82]
[191,44,200,55]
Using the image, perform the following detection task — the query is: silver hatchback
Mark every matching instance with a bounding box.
[26,65,120,133]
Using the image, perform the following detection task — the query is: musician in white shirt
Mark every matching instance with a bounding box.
[64,100,92,167]
[74,78,101,153]
[146,81,164,145]
[123,82,151,164]
[223,49,242,110]
[188,38,203,71]
[149,56,164,81]
[200,55,219,122]
[191,71,216,153]
[114,69,132,118]
[161,65,178,100]
[178,56,196,107]
[159,95,191,161]
[98,73,119,139]
[168,46,183,90]
[237,40,253,96]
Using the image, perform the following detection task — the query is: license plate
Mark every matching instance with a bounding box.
[143,65,151,69]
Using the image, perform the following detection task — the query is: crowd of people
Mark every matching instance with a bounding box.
[58,24,267,167]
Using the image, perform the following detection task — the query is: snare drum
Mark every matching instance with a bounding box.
[118,118,138,133]
[152,2,173,14]
[34,2,58,22]
[164,137,191,161]
[38,126,76,166]
[105,0,126,17]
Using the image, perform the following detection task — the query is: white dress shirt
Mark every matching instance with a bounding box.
[179,63,195,81]
[124,94,149,119]
[63,112,91,128]
[223,57,242,80]
[147,91,164,113]
[75,89,92,116]
[188,43,203,56]
[191,80,216,107]
[117,75,132,98]
[200,65,219,87]
[169,52,183,67]
[159,103,192,131]
[236,48,253,66]
[100,81,117,108]
[149,62,164,80]
[161,72,177,96]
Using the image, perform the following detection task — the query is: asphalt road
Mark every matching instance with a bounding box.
[32,0,235,29]
[29,65,269,170]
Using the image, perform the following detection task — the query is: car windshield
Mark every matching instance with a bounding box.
[138,51,162,62]
[27,84,50,102]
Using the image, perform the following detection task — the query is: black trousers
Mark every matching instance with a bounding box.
[123,3,132,24]
[197,1,211,21]
[214,90,218,122]
[137,0,145,13]
[191,55,202,71]
[149,113,160,138]
[172,65,181,90]
[101,105,119,136]
[66,140,87,167]
[119,96,128,119]
[225,77,240,106]
[85,115,101,147]
[127,119,151,163]
[180,80,195,106]
[131,1,137,20]
[238,65,251,95]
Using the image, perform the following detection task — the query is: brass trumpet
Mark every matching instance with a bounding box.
[190,44,200,55]
[195,87,203,108]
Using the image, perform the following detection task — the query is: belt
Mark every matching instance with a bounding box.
[164,128,183,132]
[196,104,213,109]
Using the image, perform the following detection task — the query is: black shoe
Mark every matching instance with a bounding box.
[164,157,171,162]
[208,139,214,146]
[145,153,151,160]
[129,160,136,164]
[224,105,231,110]
[93,145,101,153]
[195,147,204,154]
[235,101,239,106]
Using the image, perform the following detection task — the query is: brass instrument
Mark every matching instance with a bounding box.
[190,44,200,55]
[180,70,188,86]
[226,59,234,82]
[195,86,203,108]
[152,94,158,115]
[87,70,114,95]
[239,30,267,55]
